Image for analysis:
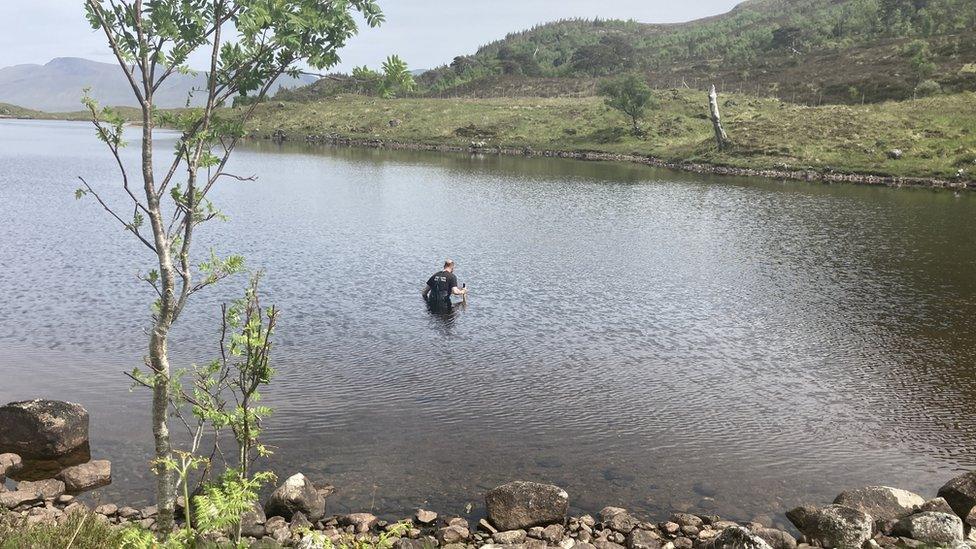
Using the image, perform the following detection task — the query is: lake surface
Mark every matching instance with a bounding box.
[2,119,976,527]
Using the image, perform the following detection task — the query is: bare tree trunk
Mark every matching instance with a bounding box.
[708,84,731,152]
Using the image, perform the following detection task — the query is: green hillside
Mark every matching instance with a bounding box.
[284,0,976,105]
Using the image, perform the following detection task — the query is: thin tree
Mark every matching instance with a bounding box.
[80,0,383,534]
[598,73,656,136]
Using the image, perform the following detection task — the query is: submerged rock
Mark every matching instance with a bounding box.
[892,511,963,544]
[485,481,569,531]
[16,478,65,499]
[264,473,326,521]
[833,486,924,521]
[0,400,89,459]
[58,460,111,493]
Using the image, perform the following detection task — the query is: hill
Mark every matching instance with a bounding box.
[0,57,317,112]
[282,0,964,105]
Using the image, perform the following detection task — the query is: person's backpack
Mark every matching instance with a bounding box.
[429,273,452,304]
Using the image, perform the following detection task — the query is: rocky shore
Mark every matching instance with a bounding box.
[263,131,976,192]
[5,399,976,548]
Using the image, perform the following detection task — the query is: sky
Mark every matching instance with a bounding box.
[0,1,742,72]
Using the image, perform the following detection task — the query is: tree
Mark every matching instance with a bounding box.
[80,0,383,535]
[598,74,656,135]
[902,39,936,97]
[380,55,416,98]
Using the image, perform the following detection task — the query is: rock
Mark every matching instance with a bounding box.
[939,471,976,519]
[389,119,402,128]
[660,522,680,536]
[64,501,89,515]
[704,526,773,549]
[527,526,545,539]
[795,505,873,548]
[593,540,626,549]
[542,524,565,543]
[94,503,118,516]
[575,543,597,549]
[0,400,89,458]
[669,514,703,529]
[628,529,662,549]
[55,494,74,505]
[601,507,628,522]
[447,517,469,529]
[118,506,140,519]
[679,525,699,537]
[892,511,963,544]
[919,497,955,516]
[340,513,378,533]
[887,149,904,160]
[395,539,437,549]
[0,454,22,479]
[494,530,528,544]
[833,486,924,521]
[437,525,470,544]
[240,504,267,538]
[967,507,976,528]
[581,515,596,528]
[0,490,43,509]
[479,518,500,534]
[57,460,111,493]
[289,511,310,532]
[609,513,641,534]
[485,481,570,531]
[415,509,438,525]
[749,527,797,549]
[265,473,326,521]
[673,537,693,549]
[140,505,158,519]
[784,506,819,534]
[17,479,65,499]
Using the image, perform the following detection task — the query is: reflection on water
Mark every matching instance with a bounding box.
[1,120,976,526]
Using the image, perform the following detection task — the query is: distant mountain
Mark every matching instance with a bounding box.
[0,57,317,112]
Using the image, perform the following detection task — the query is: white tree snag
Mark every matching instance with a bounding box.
[708,84,731,151]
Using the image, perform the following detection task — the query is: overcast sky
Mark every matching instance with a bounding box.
[0,1,742,72]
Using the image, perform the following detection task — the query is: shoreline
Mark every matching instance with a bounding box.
[260,132,976,192]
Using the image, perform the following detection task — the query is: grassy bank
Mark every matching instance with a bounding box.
[244,90,976,182]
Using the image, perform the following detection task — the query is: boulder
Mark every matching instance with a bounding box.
[669,513,703,529]
[627,529,662,549]
[290,511,312,533]
[746,527,796,549]
[892,511,963,544]
[833,486,924,521]
[264,473,326,521]
[493,530,528,544]
[919,497,955,515]
[593,540,626,549]
[57,460,111,493]
[94,503,118,516]
[485,481,569,530]
[16,479,65,499]
[887,149,904,160]
[600,507,628,522]
[938,471,976,519]
[0,400,89,459]
[541,524,565,543]
[789,505,872,548]
[704,526,773,549]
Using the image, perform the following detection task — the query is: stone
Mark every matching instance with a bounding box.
[57,460,111,493]
[919,497,955,516]
[669,514,703,529]
[437,525,470,544]
[673,537,693,549]
[892,511,963,544]
[600,507,628,522]
[240,504,267,538]
[415,509,438,525]
[341,513,378,533]
[887,149,904,160]
[628,529,662,549]
[265,473,326,521]
[486,481,570,531]
[0,454,23,478]
[703,526,773,549]
[395,539,437,549]
[679,525,699,537]
[0,490,43,509]
[749,527,797,549]
[118,506,140,519]
[64,501,89,515]
[784,506,819,534]
[141,505,158,519]
[542,524,566,543]
[939,471,976,519]
[94,503,118,516]
[480,518,499,534]
[494,530,528,544]
[833,486,925,521]
[593,540,626,549]
[967,507,976,528]
[17,479,65,499]
[447,517,469,529]
[291,511,312,533]
[0,400,89,458]
[527,526,545,539]
[660,522,680,536]
[581,515,596,528]
[575,543,597,549]
[609,513,641,534]
[796,505,873,548]
[55,494,74,505]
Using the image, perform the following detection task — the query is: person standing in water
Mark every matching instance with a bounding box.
[423,259,467,308]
